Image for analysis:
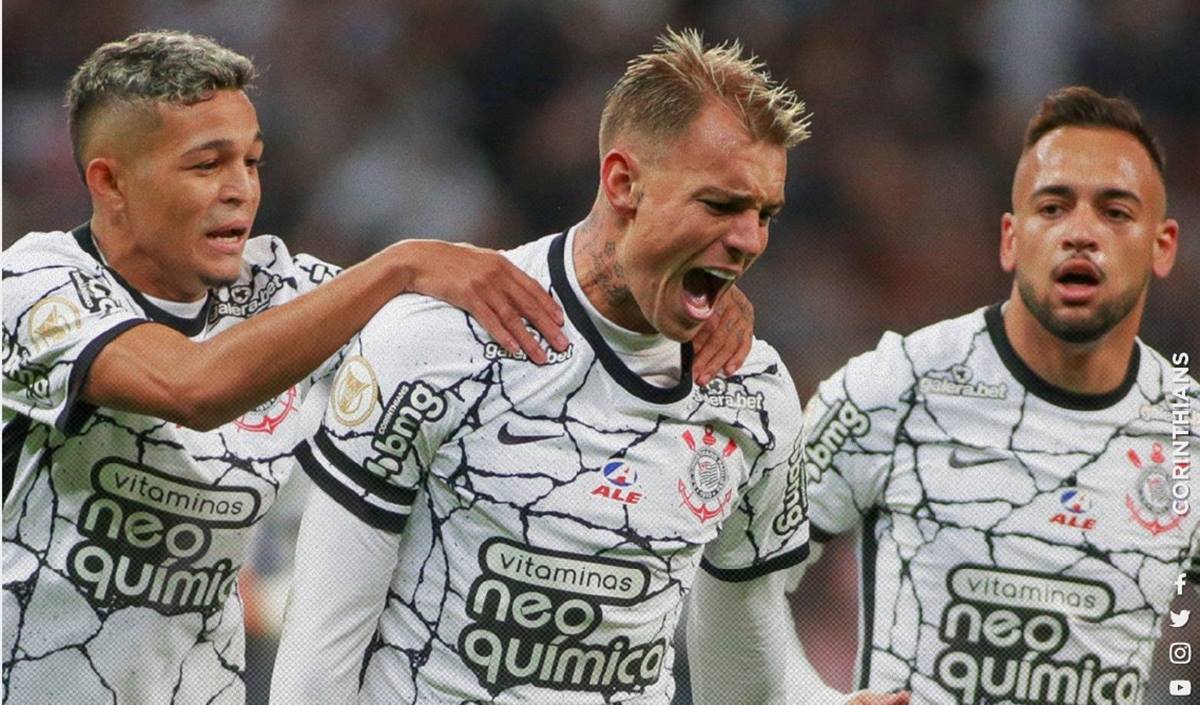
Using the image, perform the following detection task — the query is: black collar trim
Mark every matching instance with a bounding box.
[985,302,1139,411]
[548,232,693,404]
[72,223,212,336]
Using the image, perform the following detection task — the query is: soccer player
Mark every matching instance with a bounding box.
[721,87,1198,705]
[271,29,812,704]
[0,31,751,704]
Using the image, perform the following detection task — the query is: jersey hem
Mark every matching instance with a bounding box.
[57,317,154,434]
[700,541,810,582]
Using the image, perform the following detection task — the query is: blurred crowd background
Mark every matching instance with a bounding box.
[5,1,1198,703]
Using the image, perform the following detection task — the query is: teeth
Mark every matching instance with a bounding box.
[701,267,736,281]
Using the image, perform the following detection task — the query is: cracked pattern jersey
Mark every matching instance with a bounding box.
[296,231,810,703]
[803,304,1200,705]
[2,225,338,704]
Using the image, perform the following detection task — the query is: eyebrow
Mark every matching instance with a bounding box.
[182,131,264,157]
[1032,184,1142,206]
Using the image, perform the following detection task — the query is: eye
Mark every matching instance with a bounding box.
[701,199,736,215]
[246,157,264,170]
[192,160,219,172]
[1038,202,1065,217]
[760,209,781,226]
[1104,207,1132,221]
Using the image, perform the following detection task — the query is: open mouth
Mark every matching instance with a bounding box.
[206,225,249,253]
[681,266,736,320]
[1053,259,1102,303]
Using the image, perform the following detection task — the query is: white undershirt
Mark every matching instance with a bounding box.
[563,226,682,386]
[92,234,208,318]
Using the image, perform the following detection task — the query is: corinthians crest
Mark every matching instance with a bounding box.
[678,425,736,523]
[1124,442,1186,536]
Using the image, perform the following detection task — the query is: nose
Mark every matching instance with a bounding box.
[220,164,258,206]
[723,211,769,261]
[1061,207,1101,253]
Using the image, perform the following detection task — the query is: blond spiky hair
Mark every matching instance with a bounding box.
[599,27,811,153]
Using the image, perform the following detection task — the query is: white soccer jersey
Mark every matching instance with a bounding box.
[2,225,339,704]
[294,230,809,704]
[803,304,1200,705]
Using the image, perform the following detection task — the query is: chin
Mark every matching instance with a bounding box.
[200,268,243,289]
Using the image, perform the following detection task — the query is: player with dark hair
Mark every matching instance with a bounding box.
[705,86,1198,705]
[271,28,817,704]
[1,30,752,704]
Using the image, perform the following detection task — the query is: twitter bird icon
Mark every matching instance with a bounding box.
[1170,609,1190,628]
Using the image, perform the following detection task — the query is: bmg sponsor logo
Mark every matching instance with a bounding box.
[802,399,870,485]
[365,380,446,479]
[934,565,1140,705]
[459,539,664,696]
[67,459,260,616]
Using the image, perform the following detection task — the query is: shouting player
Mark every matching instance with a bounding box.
[1,31,751,704]
[728,87,1197,704]
[271,29,816,704]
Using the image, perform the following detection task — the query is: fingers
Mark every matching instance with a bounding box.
[499,261,568,351]
[490,297,549,365]
[692,328,735,386]
[723,319,753,376]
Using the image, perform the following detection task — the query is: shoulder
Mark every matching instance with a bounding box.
[3,230,98,273]
[499,232,556,286]
[1135,341,1200,428]
[826,306,990,408]
[738,339,802,414]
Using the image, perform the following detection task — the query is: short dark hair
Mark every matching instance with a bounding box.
[1024,86,1164,175]
[66,30,256,177]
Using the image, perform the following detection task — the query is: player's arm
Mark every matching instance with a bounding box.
[270,488,400,705]
[692,285,754,385]
[688,568,909,705]
[83,239,567,431]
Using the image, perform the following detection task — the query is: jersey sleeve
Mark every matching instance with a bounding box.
[292,295,477,534]
[2,246,148,434]
[803,330,915,540]
[701,355,811,581]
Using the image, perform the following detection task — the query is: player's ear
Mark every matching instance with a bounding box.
[600,148,640,218]
[1152,218,1179,278]
[85,157,127,214]
[999,212,1017,273]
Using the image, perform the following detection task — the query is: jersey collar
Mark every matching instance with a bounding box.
[548,231,694,404]
[72,223,212,336]
[985,302,1139,411]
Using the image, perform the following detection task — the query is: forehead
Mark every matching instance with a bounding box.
[655,101,787,199]
[150,89,260,150]
[1015,126,1163,206]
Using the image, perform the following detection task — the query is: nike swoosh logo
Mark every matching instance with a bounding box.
[497,422,561,445]
[947,449,1011,469]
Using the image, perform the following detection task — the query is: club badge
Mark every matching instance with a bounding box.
[678,425,736,523]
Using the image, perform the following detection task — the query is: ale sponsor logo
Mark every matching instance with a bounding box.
[591,458,642,505]
[1049,488,1097,531]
